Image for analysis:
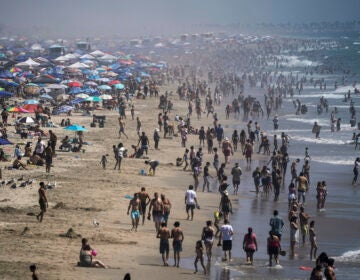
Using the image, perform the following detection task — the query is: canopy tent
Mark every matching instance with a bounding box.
[15,58,40,68]
[90,50,105,57]
[67,62,89,69]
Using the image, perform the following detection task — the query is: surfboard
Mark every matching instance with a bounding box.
[124,194,134,199]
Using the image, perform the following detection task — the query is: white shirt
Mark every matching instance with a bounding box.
[185,189,196,205]
[220,224,233,241]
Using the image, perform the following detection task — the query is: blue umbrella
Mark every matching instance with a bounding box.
[53,105,74,115]
[0,90,14,97]
[0,138,13,145]
[98,85,111,90]
[40,94,54,100]
[68,87,84,95]
[113,83,125,90]
[64,124,88,131]
[23,99,39,105]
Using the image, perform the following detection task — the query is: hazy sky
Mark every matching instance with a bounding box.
[0,0,359,37]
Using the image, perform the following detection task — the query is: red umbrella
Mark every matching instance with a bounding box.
[67,81,83,87]
[108,80,121,85]
[22,104,43,113]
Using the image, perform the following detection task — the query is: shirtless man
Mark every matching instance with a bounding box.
[127,193,141,232]
[171,221,184,267]
[299,206,310,244]
[148,192,164,232]
[157,222,171,266]
[138,187,151,225]
[36,182,48,222]
[118,117,128,139]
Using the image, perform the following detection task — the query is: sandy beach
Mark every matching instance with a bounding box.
[0,82,249,280]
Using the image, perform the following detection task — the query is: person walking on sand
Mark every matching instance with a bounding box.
[218,219,234,261]
[99,155,107,170]
[231,162,242,195]
[148,192,164,232]
[118,117,129,139]
[36,182,48,222]
[127,192,141,232]
[171,221,184,267]
[138,187,151,226]
[201,220,215,261]
[157,222,170,266]
[185,185,199,220]
[309,220,318,261]
[202,162,213,192]
[194,240,206,274]
[29,264,39,280]
[242,227,258,265]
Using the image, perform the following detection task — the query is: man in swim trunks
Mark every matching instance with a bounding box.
[148,192,164,232]
[218,219,234,261]
[127,193,142,232]
[185,185,199,221]
[36,182,48,222]
[157,222,170,266]
[171,221,184,267]
[138,187,151,225]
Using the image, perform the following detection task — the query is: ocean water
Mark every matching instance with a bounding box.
[187,33,360,279]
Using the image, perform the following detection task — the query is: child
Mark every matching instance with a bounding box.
[100,155,107,170]
[29,264,39,280]
[194,240,206,274]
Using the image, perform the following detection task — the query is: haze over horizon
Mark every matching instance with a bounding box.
[0,0,359,38]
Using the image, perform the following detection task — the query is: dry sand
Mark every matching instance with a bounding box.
[0,85,251,280]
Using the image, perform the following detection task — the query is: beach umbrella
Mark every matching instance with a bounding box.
[85,96,102,102]
[7,106,30,113]
[0,138,13,145]
[113,83,125,90]
[32,74,58,84]
[39,94,53,100]
[24,83,40,87]
[84,81,98,86]
[23,99,39,105]
[68,87,84,94]
[99,94,112,100]
[54,105,73,114]
[22,104,42,113]
[64,124,88,131]
[109,80,121,85]
[98,85,111,90]
[16,116,35,124]
[75,93,89,99]
[0,90,14,97]
[68,81,83,87]
[56,94,70,101]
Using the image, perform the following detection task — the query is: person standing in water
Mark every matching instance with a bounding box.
[312,122,321,139]
[242,227,258,265]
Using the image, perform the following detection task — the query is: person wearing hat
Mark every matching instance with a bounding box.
[231,163,242,195]
[222,137,233,164]
[219,190,232,220]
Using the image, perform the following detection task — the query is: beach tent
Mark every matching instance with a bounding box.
[90,50,105,57]
[67,62,89,69]
[80,54,95,60]
[15,58,40,68]
[99,54,117,60]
